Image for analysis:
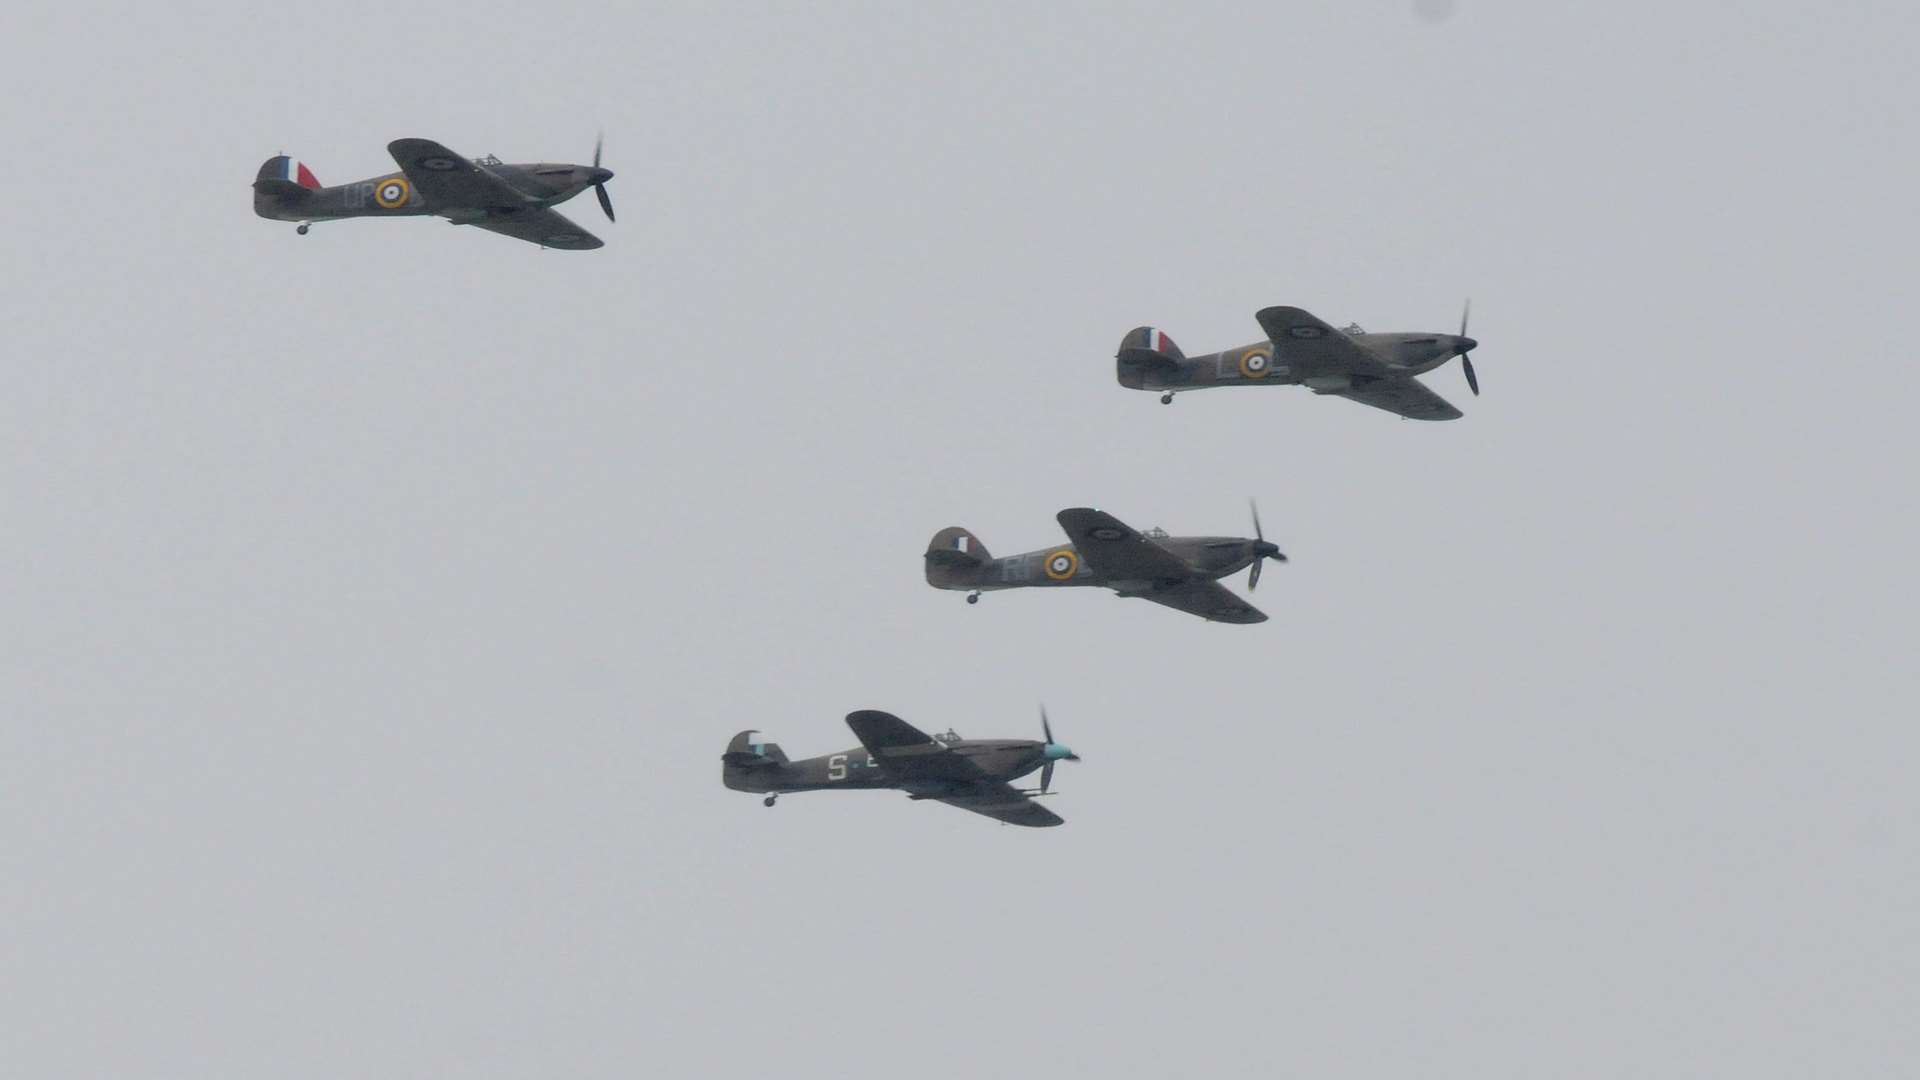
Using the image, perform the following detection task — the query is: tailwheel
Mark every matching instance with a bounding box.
[296,223,310,235]
[762,794,778,808]
[1160,392,1174,405]
[966,591,980,605]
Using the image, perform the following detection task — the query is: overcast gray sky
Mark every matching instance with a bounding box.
[4,2,1918,1076]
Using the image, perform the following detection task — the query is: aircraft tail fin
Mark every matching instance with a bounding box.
[253,155,321,216]
[255,154,321,191]
[1116,326,1185,388]
[722,730,788,767]
[925,527,990,586]
[723,730,788,792]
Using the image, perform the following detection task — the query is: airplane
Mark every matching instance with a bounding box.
[722,709,1080,827]
[1116,303,1482,420]
[252,136,616,250]
[925,504,1285,624]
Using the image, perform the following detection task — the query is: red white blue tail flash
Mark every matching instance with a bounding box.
[280,158,321,189]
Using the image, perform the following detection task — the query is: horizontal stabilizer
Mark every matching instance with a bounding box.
[252,178,313,201]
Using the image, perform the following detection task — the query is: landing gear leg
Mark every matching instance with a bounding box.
[1160,392,1174,405]
[763,794,778,808]
[296,223,311,235]
[966,591,980,605]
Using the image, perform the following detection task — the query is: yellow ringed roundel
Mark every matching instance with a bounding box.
[1043,549,1079,580]
[1239,346,1275,379]
[375,177,411,209]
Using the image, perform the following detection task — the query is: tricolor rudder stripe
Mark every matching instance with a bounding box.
[1121,325,1184,361]
[1149,328,1176,355]
[279,158,321,189]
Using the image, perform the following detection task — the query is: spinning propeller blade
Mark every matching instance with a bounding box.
[1037,705,1077,794]
[1247,498,1286,590]
[1457,299,1479,396]
[591,132,615,223]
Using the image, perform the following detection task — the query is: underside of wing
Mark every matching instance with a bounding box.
[1055,508,1193,580]
[845,710,982,785]
[1328,377,1462,421]
[1254,305,1392,379]
[464,206,604,250]
[1126,579,1267,624]
[935,780,1064,827]
[388,138,530,212]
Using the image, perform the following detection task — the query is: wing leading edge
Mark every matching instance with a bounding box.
[1056,508,1266,623]
[1125,579,1267,624]
[1257,306,1460,419]
[1054,508,1192,580]
[1326,378,1462,421]
[465,206,603,250]
[387,137,602,250]
[843,711,1062,827]
[388,138,528,210]
[934,782,1064,827]
[1255,305,1392,380]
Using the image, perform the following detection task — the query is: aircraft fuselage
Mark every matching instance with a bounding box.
[254,161,609,223]
[724,739,1053,796]
[933,535,1262,593]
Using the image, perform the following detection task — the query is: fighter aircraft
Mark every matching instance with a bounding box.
[925,504,1285,624]
[252,136,616,249]
[1116,304,1481,419]
[723,709,1080,827]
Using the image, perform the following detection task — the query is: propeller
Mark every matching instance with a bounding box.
[1456,298,1479,396]
[1038,705,1079,794]
[591,132,615,223]
[1247,498,1288,590]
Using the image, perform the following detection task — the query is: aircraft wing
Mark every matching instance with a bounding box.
[1254,306,1394,379]
[1327,377,1462,421]
[1126,579,1267,624]
[844,711,1063,827]
[933,781,1064,827]
[845,710,984,786]
[388,138,530,211]
[463,206,604,250]
[1055,508,1193,581]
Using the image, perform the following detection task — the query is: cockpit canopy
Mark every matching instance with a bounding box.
[1141,526,1170,539]
[474,153,503,166]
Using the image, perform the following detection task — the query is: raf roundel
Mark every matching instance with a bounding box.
[1088,526,1126,542]
[374,177,410,209]
[418,156,462,172]
[1239,347,1275,379]
[1043,550,1079,581]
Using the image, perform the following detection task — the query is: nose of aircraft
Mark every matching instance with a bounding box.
[588,166,614,184]
[1044,743,1079,762]
[1457,336,1478,354]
